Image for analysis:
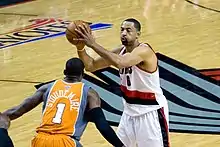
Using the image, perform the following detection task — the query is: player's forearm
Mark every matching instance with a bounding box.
[88,107,124,147]
[90,43,123,69]
[3,98,37,120]
[77,50,95,71]
[3,106,24,120]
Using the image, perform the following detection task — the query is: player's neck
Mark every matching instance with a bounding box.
[64,76,81,83]
[125,40,140,52]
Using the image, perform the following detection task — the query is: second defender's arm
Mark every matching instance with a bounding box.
[87,88,125,147]
[2,84,48,120]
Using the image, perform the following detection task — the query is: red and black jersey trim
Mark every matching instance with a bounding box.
[120,85,159,105]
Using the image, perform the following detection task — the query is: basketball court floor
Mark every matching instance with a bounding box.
[0,0,220,146]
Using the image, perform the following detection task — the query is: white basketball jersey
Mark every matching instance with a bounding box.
[119,43,168,116]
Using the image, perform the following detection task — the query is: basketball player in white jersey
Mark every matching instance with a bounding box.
[73,18,170,147]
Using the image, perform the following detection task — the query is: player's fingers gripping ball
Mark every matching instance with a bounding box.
[66,20,92,51]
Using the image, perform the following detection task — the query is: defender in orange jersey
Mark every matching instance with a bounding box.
[3,58,125,147]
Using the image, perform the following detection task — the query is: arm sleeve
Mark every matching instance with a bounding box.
[0,128,14,147]
[87,107,124,147]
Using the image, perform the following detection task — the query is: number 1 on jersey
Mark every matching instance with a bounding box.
[52,103,66,124]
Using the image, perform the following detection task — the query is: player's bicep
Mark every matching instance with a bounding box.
[87,88,101,110]
[123,53,143,65]
[19,84,46,110]
[119,52,143,68]
[119,46,151,68]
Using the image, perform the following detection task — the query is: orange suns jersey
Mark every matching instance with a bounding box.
[36,80,90,140]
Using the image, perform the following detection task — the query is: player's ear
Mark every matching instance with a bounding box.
[82,71,84,77]
[137,31,141,37]
[64,70,67,75]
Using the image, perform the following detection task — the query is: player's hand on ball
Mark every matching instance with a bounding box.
[75,23,96,48]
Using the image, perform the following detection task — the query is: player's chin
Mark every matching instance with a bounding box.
[121,40,128,45]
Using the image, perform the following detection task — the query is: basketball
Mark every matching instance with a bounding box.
[65,20,91,47]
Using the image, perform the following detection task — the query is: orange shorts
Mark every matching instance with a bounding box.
[31,132,77,147]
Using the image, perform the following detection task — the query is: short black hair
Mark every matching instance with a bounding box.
[123,18,141,32]
[64,58,85,77]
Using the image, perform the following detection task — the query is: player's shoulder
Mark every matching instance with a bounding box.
[136,42,155,54]
[37,81,55,92]
[87,87,97,95]
[138,42,153,50]
[87,87,100,100]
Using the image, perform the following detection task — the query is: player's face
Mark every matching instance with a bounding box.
[120,21,139,46]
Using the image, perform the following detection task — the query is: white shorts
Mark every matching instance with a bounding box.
[116,107,169,147]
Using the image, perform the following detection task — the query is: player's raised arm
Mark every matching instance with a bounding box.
[2,84,49,120]
[74,24,154,69]
[77,45,122,72]
[90,44,153,69]
[86,88,125,147]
